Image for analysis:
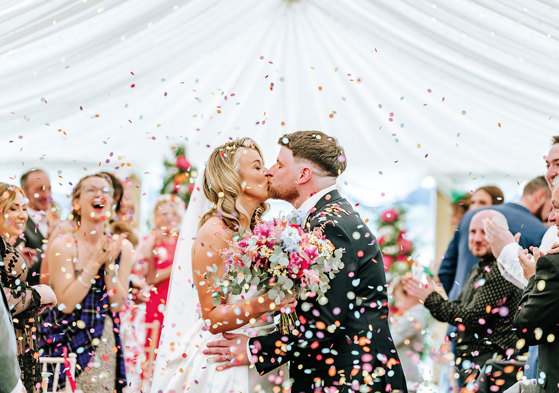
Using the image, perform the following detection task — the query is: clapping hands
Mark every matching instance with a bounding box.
[402,276,439,302]
[518,246,541,280]
[484,218,519,259]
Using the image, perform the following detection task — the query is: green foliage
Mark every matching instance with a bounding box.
[160,144,198,206]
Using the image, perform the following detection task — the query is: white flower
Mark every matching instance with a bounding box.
[287,210,307,227]
[281,226,302,253]
[382,245,399,255]
[378,225,395,238]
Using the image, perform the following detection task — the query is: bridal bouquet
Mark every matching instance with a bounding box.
[213,214,345,334]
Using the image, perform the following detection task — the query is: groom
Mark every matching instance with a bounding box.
[205,131,407,393]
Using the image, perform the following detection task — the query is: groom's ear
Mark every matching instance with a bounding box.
[297,167,313,185]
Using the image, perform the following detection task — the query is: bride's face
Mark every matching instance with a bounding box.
[238,148,268,202]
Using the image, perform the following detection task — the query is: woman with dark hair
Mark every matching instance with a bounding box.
[470,185,504,210]
[39,173,132,392]
[0,183,57,393]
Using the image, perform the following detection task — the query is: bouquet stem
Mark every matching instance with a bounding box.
[279,310,298,334]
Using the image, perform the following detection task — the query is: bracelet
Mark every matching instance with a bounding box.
[77,276,91,288]
[83,267,95,277]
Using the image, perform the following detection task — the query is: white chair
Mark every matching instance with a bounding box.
[40,353,77,393]
[143,320,161,381]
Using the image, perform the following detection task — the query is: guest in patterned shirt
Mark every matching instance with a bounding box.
[39,173,133,393]
[404,209,523,390]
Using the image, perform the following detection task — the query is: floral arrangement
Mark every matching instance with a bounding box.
[212,214,345,334]
[377,208,415,283]
[160,144,198,206]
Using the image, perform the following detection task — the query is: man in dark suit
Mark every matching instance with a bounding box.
[16,169,53,285]
[205,131,407,392]
[438,176,550,302]
[511,185,559,393]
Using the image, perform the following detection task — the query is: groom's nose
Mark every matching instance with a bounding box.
[264,168,273,177]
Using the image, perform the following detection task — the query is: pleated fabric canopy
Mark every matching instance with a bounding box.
[1,0,558,201]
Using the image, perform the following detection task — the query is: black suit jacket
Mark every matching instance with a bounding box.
[14,218,45,286]
[250,190,407,393]
[513,253,559,393]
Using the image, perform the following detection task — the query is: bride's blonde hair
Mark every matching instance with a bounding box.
[199,138,268,230]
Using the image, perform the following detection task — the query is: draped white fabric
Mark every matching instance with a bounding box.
[1,0,558,198]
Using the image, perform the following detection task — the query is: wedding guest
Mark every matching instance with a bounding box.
[0,281,25,393]
[39,173,133,393]
[0,183,58,393]
[405,210,523,389]
[100,172,138,247]
[113,175,136,227]
[485,136,559,382]
[439,176,549,301]
[451,193,471,230]
[389,277,426,392]
[469,185,504,211]
[15,169,56,285]
[143,195,186,355]
[508,186,559,392]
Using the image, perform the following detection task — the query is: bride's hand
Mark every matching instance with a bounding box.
[278,293,298,313]
[257,291,297,314]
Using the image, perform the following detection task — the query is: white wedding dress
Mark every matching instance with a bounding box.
[153,289,281,393]
[151,171,285,393]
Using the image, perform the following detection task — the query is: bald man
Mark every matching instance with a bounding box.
[404,210,523,389]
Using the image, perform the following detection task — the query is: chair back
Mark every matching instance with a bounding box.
[143,320,161,380]
[40,353,77,393]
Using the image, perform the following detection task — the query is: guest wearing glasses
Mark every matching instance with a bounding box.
[39,173,133,393]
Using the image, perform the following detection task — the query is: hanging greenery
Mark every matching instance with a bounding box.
[160,145,198,206]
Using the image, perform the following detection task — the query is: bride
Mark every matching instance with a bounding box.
[152,138,295,393]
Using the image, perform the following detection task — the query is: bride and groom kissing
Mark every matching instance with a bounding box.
[152,131,407,393]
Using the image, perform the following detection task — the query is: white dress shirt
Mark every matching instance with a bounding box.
[27,207,48,238]
[497,225,558,289]
[246,184,338,363]
[296,184,338,217]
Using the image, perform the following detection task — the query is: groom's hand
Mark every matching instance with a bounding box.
[204,333,251,371]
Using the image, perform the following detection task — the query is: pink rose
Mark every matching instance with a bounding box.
[382,254,394,271]
[176,155,191,171]
[398,238,413,254]
[396,254,408,262]
[380,209,399,224]
[397,231,413,254]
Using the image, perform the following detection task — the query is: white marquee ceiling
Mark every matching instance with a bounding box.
[1,0,558,203]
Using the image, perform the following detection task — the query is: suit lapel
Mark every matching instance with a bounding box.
[304,190,344,230]
[25,217,44,244]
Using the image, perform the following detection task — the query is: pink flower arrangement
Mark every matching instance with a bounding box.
[216,215,345,333]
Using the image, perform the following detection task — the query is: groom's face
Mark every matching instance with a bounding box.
[266,147,300,202]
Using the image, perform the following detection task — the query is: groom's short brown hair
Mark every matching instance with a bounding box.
[278,130,347,177]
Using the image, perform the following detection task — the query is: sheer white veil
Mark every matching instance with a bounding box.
[151,167,211,389]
